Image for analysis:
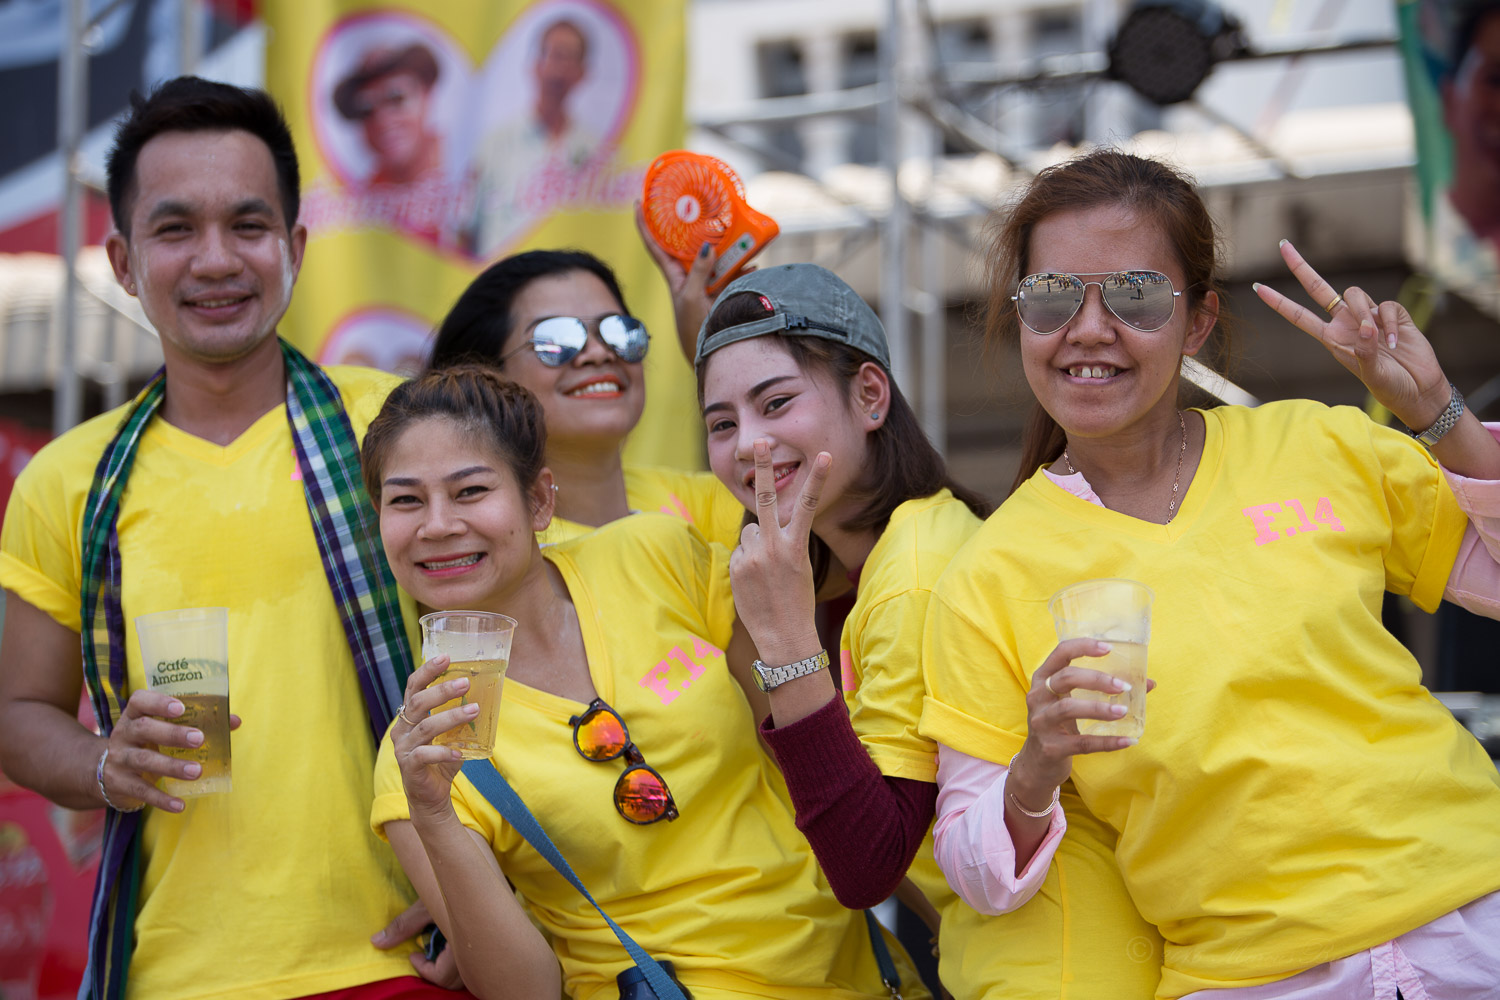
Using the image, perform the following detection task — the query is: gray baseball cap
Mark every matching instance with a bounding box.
[694,263,892,371]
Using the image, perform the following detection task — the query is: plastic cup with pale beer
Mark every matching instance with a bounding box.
[419,610,517,759]
[135,606,232,796]
[1048,579,1153,740]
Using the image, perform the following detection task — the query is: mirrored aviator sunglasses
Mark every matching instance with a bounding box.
[568,698,679,825]
[505,314,651,368]
[1013,270,1181,335]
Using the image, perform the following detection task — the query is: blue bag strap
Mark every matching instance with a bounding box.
[862,909,903,999]
[461,760,687,1000]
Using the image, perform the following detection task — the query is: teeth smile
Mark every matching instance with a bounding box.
[420,554,482,570]
[194,297,245,308]
[567,381,622,396]
[1068,365,1120,379]
[745,463,798,489]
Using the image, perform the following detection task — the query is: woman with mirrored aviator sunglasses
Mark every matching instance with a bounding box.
[428,249,744,551]
[923,149,1500,999]
[362,367,929,1000]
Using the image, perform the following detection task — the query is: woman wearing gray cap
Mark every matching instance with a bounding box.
[694,262,1163,998]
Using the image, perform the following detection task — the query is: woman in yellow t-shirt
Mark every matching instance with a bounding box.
[361,366,925,1000]
[428,249,743,549]
[691,262,1163,998]
[921,149,1500,999]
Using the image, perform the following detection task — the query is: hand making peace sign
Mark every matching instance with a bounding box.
[1253,240,1450,432]
[728,440,831,669]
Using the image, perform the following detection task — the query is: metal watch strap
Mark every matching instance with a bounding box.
[752,649,830,691]
[1413,382,1465,448]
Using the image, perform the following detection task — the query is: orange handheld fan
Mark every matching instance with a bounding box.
[642,151,779,294]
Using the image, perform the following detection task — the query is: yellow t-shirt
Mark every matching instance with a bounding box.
[373,514,923,1000]
[0,365,423,1000]
[845,490,1160,999]
[537,465,745,550]
[920,400,1499,999]
[936,802,1161,1000]
[839,492,971,907]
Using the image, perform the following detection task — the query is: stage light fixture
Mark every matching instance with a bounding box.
[1108,0,1249,106]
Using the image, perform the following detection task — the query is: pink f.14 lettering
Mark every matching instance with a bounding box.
[1241,497,1345,546]
[638,637,724,705]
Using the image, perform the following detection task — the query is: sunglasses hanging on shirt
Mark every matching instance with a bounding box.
[568,698,678,825]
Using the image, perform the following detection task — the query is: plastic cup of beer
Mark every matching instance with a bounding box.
[1047,579,1153,740]
[135,607,232,796]
[419,611,516,760]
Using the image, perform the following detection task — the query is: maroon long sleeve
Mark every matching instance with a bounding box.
[759,696,938,909]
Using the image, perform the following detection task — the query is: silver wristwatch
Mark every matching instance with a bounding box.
[751,650,830,692]
[1412,383,1465,448]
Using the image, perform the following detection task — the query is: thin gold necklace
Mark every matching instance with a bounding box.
[1062,410,1188,523]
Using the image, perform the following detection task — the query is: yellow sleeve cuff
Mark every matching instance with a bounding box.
[919,695,1026,764]
[369,790,412,843]
[0,552,82,633]
[863,743,938,784]
[1411,476,1467,613]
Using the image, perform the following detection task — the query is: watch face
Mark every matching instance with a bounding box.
[752,662,772,692]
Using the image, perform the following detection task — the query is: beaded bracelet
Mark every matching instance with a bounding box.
[96,746,143,813]
[1006,750,1060,819]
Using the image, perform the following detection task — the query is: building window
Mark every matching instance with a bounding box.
[756,39,807,170]
[1031,8,1087,147]
[843,33,879,165]
[934,19,994,155]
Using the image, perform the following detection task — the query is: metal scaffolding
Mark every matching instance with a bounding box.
[689,0,1399,452]
[48,0,1397,439]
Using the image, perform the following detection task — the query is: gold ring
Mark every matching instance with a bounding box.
[1044,675,1059,697]
[1324,293,1344,315]
[397,704,418,727]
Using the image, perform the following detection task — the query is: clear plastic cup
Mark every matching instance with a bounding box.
[419,611,517,760]
[135,607,231,796]
[1048,579,1153,740]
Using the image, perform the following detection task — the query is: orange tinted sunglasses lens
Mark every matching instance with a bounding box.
[574,708,627,761]
[615,765,677,825]
[569,698,678,824]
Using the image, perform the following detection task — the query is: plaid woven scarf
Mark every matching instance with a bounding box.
[76,340,412,1000]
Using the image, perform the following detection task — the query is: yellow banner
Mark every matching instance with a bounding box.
[263,0,698,467]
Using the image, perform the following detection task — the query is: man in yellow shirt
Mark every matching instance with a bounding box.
[0,78,458,1000]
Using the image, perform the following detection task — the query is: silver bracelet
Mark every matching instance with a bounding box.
[96,746,143,813]
[1006,750,1060,819]
[1412,382,1465,448]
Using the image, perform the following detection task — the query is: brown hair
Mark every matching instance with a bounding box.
[361,366,547,504]
[985,149,1230,494]
[700,292,991,580]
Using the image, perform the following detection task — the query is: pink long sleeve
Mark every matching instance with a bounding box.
[1441,423,1500,617]
[931,745,1065,915]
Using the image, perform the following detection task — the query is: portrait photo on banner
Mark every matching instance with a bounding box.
[300,0,642,262]
[316,307,435,374]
